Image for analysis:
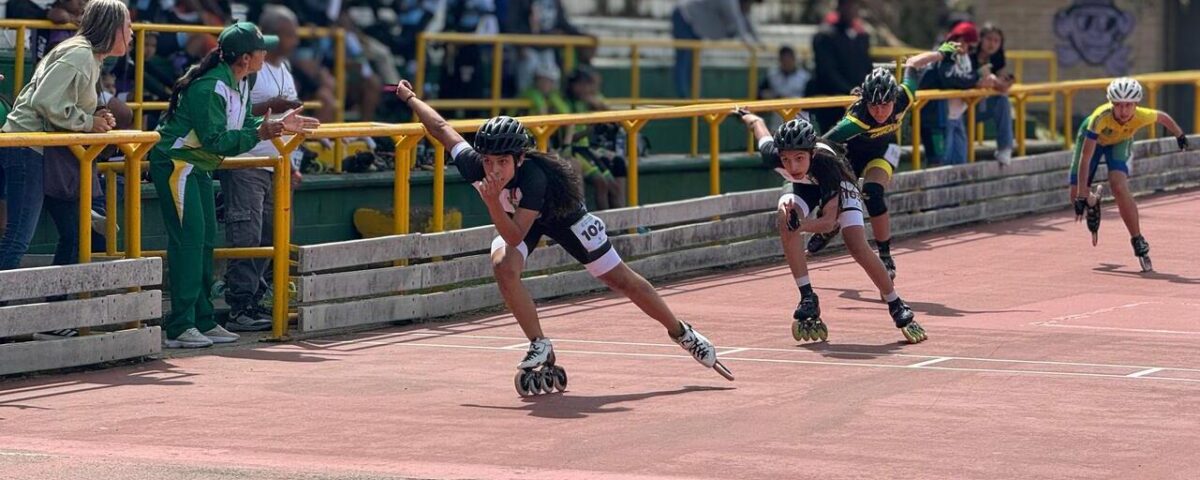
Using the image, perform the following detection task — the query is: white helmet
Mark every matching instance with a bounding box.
[1107,77,1143,103]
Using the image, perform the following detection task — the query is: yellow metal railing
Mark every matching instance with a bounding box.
[0,19,349,176]
[310,70,1200,241]
[0,128,301,339]
[414,32,1058,157]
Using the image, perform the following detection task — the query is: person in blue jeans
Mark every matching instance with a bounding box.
[971,23,1015,164]
[0,0,129,273]
[671,0,763,98]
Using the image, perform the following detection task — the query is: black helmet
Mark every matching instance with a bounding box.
[774,119,818,152]
[860,67,899,105]
[474,116,531,155]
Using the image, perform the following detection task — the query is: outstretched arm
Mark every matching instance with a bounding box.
[1157,111,1187,149]
[395,80,466,149]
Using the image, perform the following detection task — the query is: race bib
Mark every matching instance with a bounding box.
[570,214,608,252]
[884,144,902,167]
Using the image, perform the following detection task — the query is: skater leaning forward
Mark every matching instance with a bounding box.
[394,79,734,396]
[809,43,949,280]
[735,110,926,344]
[1069,77,1189,272]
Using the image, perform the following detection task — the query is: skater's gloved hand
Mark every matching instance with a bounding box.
[1073,197,1087,219]
[937,41,961,57]
[1177,134,1189,151]
[777,200,802,233]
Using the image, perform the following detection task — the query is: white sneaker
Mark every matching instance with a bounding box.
[90,210,117,235]
[517,338,553,369]
[996,148,1013,166]
[672,321,716,368]
[202,325,240,344]
[164,328,213,349]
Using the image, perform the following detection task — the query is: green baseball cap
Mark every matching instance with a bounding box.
[218,22,279,56]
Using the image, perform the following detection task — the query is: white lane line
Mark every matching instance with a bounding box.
[1127,368,1164,378]
[501,342,531,350]
[384,331,1200,373]
[1035,322,1200,336]
[376,341,1200,384]
[907,357,953,368]
[717,348,748,356]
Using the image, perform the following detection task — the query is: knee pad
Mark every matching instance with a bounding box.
[863,182,888,217]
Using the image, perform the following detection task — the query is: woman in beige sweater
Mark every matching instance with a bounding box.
[0,0,131,273]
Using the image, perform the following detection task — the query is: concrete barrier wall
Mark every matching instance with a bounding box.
[0,258,164,376]
[292,137,1200,333]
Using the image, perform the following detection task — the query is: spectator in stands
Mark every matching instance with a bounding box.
[920,22,999,165]
[520,58,569,116]
[972,23,1015,165]
[150,22,318,348]
[808,0,872,132]
[758,45,812,129]
[0,0,128,274]
[563,67,625,210]
[506,0,586,94]
[672,0,763,98]
[214,6,308,333]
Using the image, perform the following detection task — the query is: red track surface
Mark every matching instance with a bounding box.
[3,190,1200,480]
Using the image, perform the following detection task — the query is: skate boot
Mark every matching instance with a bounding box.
[806,227,841,255]
[1131,235,1153,272]
[514,338,567,397]
[1086,184,1103,246]
[791,294,827,342]
[672,321,735,381]
[889,299,926,344]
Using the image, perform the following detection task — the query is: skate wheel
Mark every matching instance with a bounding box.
[816,322,828,342]
[514,370,538,397]
[791,319,804,341]
[713,360,736,381]
[537,369,556,394]
[551,366,568,392]
[1139,256,1154,272]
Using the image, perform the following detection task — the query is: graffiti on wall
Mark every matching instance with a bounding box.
[1053,0,1135,75]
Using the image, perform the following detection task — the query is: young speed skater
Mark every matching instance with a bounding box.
[807,44,953,279]
[394,80,734,396]
[1069,77,1189,272]
[736,109,927,344]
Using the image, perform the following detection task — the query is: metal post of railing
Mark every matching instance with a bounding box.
[14,26,26,96]
[333,28,347,173]
[967,98,979,163]
[1063,89,1075,148]
[911,101,923,170]
[1147,83,1159,139]
[133,29,146,129]
[622,119,647,206]
[1049,56,1058,136]
[392,135,420,235]
[105,172,118,255]
[415,33,428,97]
[433,138,445,232]
[630,44,641,104]
[705,113,725,195]
[68,145,105,264]
[1193,81,1200,134]
[690,47,701,157]
[1016,94,1028,157]
[269,136,303,340]
[491,42,505,117]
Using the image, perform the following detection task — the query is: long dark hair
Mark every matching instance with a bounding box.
[975,23,1006,66]
[522,150,585,220]
[163,47,239,121]
[809,141,858,202]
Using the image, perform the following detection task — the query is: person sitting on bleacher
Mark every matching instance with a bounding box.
[563,67,625,210]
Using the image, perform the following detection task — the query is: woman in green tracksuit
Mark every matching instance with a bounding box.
[152,22,319,348]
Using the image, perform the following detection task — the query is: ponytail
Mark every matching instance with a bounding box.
[522,151,585,220]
